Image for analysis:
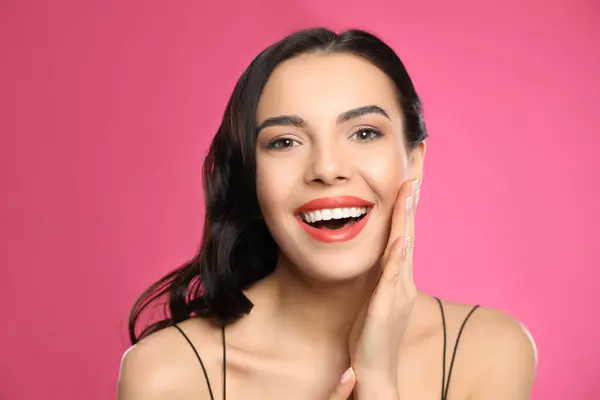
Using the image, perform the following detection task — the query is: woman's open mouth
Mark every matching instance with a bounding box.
[294,196,374,243]
[298,207,370,231]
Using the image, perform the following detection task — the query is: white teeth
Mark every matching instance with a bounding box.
[301,207,369,223]
[332,208,343,219]
[314,210,322,221]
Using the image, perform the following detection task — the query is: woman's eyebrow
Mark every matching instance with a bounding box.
[257,115,305,133]
[336,105,390,124]
[257,104,390,134]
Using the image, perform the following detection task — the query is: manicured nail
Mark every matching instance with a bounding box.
[411,179,419,197]
[404,236,411,250]
[415,188,421,205]
[340,367,354,383]
[405,196,414,213]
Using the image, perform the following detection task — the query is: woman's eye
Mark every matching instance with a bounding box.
[267,137,299,149]
[351,128,383,141]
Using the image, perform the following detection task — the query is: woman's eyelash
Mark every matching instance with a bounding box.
[266,137,299,149]
[351,127,384,141]
[266,128,383,149]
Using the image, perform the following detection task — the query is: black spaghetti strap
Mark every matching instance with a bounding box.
[435,297,480,400]
[445,305,479,399]
[222,325,227,400]
[173,324,216,400]
[435,298,448,400]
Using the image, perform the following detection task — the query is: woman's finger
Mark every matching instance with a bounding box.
[404,180,418,285]
[380,179,419,282]
[380,234,410,284]
[406,179,418,240]
[327,367,356,400]
[382,180,413,262]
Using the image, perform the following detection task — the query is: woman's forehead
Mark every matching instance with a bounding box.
[256,53,400,124]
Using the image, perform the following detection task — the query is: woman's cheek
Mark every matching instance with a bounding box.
[256,157,297,215]
[358,146,404,182]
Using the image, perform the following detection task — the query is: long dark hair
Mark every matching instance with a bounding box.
[129,27,428,344]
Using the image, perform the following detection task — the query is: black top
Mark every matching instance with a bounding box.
[173,297,480,400]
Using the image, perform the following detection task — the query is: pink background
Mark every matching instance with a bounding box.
[1,1,599,399]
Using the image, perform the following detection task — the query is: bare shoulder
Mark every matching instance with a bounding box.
[437,299,536,348]
[448,301,537,369]
[117,318,223,400]
[437,298,537,399]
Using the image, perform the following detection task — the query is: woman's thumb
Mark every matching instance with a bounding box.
[328,367,356,400]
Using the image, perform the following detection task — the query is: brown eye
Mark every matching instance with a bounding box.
[267,137,299,149]
[351,128,383,142]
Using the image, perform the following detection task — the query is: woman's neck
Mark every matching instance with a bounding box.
[243,254,381,358]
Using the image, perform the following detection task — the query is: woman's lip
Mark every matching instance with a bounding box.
[296,208,372,243]
[294,196,374,214]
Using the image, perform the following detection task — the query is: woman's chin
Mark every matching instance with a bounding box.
[290,254,380,285]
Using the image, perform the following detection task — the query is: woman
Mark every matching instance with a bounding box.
[117,28,536,399]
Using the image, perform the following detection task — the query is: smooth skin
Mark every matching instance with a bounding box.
[118,53,536,399]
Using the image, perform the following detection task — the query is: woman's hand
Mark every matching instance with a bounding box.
[327,367,357,400]
[348,178,420,398]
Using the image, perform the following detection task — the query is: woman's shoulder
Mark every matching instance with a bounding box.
[117,318,222,400]
[436,297,537,359]
[429,296,537,397]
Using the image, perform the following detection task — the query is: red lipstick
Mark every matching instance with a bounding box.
[294,196,374,243]
[294,196,374,213]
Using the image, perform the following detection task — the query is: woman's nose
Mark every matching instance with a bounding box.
[304,144,353,186]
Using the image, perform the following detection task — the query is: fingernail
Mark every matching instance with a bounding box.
[411,179,419,197]
[415,188,421,206]
[340,367,354,383]
[404,236,411,249]
[405,196,414,213]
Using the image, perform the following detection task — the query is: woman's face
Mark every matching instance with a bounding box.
[255,53,424,282]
